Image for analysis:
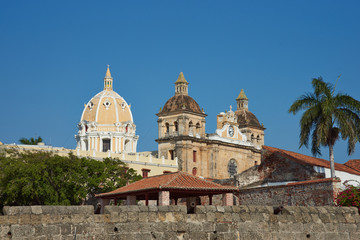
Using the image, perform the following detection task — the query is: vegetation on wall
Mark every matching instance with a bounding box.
[19,136,43,145]
[335,181,360,212]
[0,149,141,207]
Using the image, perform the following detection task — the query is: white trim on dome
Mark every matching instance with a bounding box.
[111,96,119,123]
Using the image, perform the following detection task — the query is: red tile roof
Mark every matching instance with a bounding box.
[344,159,360,172]
[97,171,238,198]
[263,146,360,176]
[286,178,341,186]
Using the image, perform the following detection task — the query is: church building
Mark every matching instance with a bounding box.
[156,73,265,179]
[76,66,139,153]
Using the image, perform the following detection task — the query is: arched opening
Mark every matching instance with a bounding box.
[174,121,178,132]
[165,122,170,134]
[196,122,200,134]
[257,135,261,143]
[251,134,255,142]
[228,159,238,177]
[192,167,197,176]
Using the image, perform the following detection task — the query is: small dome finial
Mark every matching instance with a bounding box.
[105,65,112,79]
[104,65,113,90]
[175,72,188,84]
[236,89,248,100]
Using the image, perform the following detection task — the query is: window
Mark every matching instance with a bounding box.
[165,122,170,133]
[193,150,197,162]
[228,159,238,177]
[103,139,111,152]
[169,150,174,160]
[192,167,197,176]
[174,121,178,132]
[142,169,151,178]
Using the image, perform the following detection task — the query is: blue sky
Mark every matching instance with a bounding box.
[1,1,359,164]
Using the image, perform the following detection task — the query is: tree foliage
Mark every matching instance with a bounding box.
[289,77,360,177]
[19,136,43,145]
[0,149,141,207]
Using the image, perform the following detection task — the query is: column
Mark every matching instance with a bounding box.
[158,191,170,206]
[222,193,233,206]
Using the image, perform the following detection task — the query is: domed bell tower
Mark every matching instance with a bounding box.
[156,72,207,172]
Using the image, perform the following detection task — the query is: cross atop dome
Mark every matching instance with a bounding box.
[104,65,113,90]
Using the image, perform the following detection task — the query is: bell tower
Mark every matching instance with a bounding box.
[104,65,113,91]
[236,89,248,111]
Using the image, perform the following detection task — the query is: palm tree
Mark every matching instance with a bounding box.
[19,136,43,145]
[289,77,360,178]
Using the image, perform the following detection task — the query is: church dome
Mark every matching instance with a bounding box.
[160,95,202,115]
[80,67,133,125]
[235,89,264,129]
[157,72,205,116]
[235,110,262,128]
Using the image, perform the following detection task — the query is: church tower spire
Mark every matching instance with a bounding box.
[104,65,113,90]
[174,72,189,96]
[236,89,248,111]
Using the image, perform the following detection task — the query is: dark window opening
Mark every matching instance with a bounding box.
[142,169,150,178]
[103,139,111,152]
[193,150,197,162]
[192,167,197,176]
[169,150,174,160]
[174,121,178,132]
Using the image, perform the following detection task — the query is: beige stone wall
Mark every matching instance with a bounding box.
[158,139,261,179]
[2,205,359,239]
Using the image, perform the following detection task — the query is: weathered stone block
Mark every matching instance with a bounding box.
[216,206,225,213]
[11,224,34,238]
[0,216,8,224]
[206,212,216,222]
[127,212,139,222]
[205,205,217,213]
[195,206,206,214]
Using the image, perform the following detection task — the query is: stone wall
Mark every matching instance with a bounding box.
[1,204,360,239]
[238,178,341,206]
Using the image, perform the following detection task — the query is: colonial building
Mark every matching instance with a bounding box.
[156,72,265,179]
[76,66,139,153]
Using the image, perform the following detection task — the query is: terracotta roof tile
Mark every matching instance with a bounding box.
[97,171,238,198]
[344,159,360,172]
[263,146,360,176]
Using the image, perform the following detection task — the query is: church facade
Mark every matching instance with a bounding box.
[156,73,265,179]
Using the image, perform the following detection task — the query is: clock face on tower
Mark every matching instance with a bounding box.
[228,125,234,137]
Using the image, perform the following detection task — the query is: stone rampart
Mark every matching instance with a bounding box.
[238,178,341,207]
[1,205,360,239]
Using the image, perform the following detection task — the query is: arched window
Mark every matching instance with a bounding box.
[257,135,261,143]
[192,167,197,176]
[166,123,170,133]
[228,159,238,177]
[251,134,255,142]
[174,121,178,132]
[196,122,200,134]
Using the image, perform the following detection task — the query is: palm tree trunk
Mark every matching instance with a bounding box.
[329,144,335,178]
